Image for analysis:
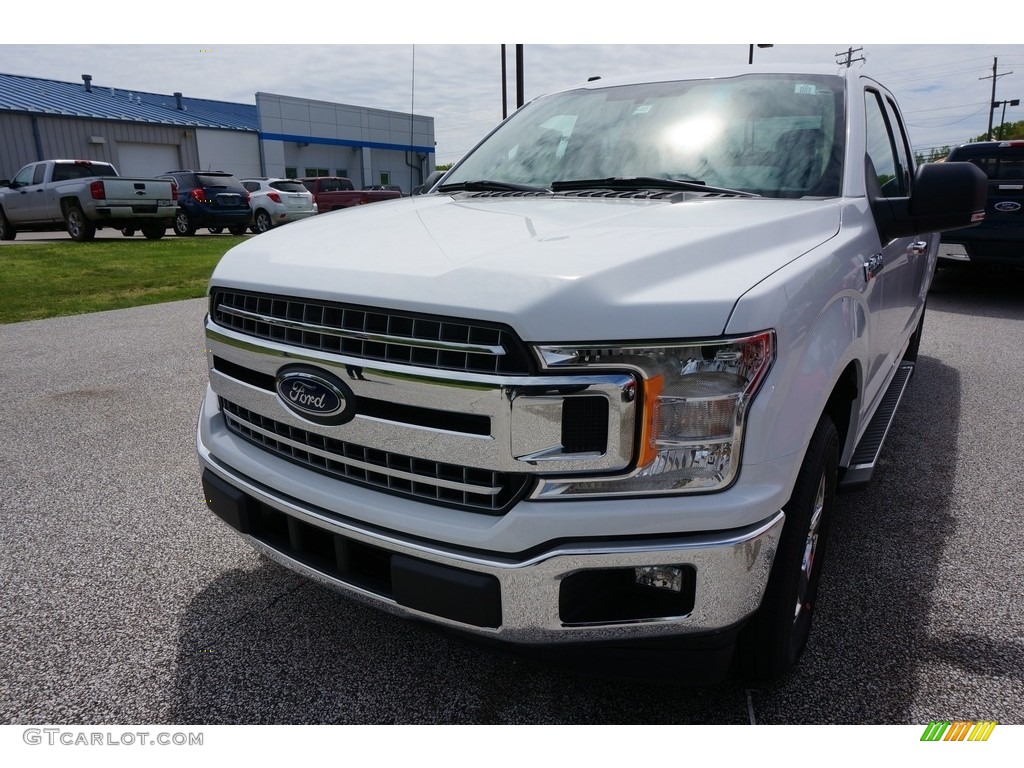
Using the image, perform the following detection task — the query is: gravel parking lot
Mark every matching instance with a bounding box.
[1,267,1021,727]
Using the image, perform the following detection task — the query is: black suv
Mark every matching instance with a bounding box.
[161,170,252,236]
[939,141,1024,267]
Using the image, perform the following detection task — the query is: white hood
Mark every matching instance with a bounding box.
[211,193,841,341]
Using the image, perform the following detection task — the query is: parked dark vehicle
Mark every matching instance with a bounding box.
[160,170,252,236]
[939,140,1024,267]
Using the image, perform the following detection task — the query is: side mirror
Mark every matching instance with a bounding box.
[875,161,987,241]
[0,179,10,187]
[421,170,447,193]
[909,161,988,232]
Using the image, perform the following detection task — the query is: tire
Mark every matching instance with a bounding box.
[173,209,195,237]
[64,202,96,242]
[207,227,223,234]
[740,414,839,680]
[0,208,15,241]
[253,210,272,234]
[141,225,165,240]
[228,224,249,236]
[120,227,136,237]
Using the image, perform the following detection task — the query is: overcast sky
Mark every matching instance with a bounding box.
[3,8,1023,165]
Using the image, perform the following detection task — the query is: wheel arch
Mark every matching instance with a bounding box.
[822,361,859,470]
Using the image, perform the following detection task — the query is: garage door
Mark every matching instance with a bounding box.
[116,143,181,177]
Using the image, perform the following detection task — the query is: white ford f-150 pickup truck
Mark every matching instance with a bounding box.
[197,65,985,680]
[0,159,177,241]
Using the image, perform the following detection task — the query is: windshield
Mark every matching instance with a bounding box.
[445,74,845,198]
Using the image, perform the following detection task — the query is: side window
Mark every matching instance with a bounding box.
[13,165,35,187]
[864,90,905,198]
[883,96,913,193]
[32,164,46,185]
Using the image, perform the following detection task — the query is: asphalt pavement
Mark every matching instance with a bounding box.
[0,267,1021,725]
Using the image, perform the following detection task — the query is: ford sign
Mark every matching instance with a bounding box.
[994,201,1022,212]
[275,366,355,425]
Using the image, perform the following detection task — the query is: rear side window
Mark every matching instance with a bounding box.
[51,162,114,182]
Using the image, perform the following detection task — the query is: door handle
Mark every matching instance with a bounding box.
[908,240,929,256]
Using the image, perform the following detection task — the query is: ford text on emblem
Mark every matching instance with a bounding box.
[994,201,1022,212]
[275,366,356,426]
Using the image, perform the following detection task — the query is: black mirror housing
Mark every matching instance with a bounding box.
[908,161,987,233]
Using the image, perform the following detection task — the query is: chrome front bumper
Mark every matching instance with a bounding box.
[199,435,784,644]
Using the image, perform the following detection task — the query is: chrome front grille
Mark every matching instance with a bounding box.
[210,290,532,375]
[220,398,532,514]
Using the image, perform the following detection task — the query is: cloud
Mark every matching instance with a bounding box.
[2,44,1023,162]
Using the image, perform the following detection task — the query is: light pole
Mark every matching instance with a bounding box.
[748,44,773,64]
[993,99,1020,140]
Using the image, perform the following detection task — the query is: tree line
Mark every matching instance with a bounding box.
[915,120,1024,164]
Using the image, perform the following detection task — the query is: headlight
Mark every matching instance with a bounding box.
[531,331,774,497]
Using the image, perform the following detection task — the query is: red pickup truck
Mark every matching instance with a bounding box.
[299,177,401,212]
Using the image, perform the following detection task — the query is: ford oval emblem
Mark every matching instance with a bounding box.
[994,201,1021,212]
[275,366,356,426]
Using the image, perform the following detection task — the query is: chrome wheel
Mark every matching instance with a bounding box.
[174,210,195,236]
[794,472,826,625]
[65,205,96,242]
[254,210,272,233]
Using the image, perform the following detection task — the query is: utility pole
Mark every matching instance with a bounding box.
[501,45,508,120]
[748,44,773,64]
[516,45,525,109]
[835,47,865,68]
[993,99,1020,139]
[981,57,1013,139]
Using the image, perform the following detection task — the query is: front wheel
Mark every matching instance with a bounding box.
[64,203,96,242]
[739,413,839,680]
[173,210,195,237]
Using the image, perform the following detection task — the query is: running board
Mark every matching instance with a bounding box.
[838,362,915,493]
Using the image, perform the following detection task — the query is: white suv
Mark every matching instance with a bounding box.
[240,178,317,233]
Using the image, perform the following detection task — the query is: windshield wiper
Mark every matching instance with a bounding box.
[550,176,759,197]
[438,179,551,193]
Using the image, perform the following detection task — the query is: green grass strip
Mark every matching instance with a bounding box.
[0,237,244,324]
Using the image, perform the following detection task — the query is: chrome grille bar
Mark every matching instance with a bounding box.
[224,407,500,497]
[220,399,529,513]
[217,304,507,358]
[210,289,532,375]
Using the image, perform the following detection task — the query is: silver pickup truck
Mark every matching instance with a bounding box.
[0,159,177,241]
